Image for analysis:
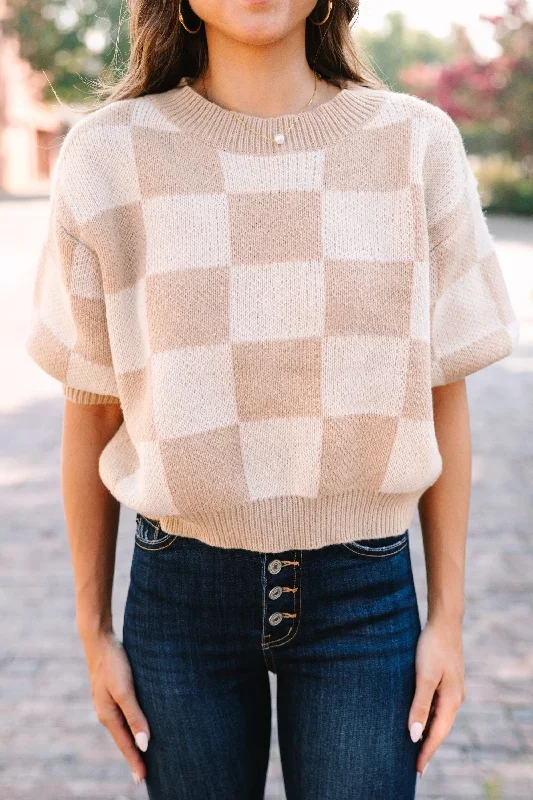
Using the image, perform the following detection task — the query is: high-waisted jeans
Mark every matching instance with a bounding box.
[122,513,423,800]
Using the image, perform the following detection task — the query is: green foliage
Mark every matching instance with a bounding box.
[476,154,533,216]
[462,124,511,159]
[483,776,502,800]
[1,0,130,101]
[355,12,454,91]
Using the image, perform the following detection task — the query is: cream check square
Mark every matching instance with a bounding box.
[230,260,325,342]
[410,261,431,342]
[114,441,178,516]
[432,264,502,360]
[381,418,442,493]
[323,188,415,261]
[144,193,230,274]
[409,117,431,185]
[424,124,467,230]
[106,278,150,374]
[59,125,141,225]
[39,255,77,349]
[479,251,516,326]
[218,149,325,192]
[323,334,410,417]
[364,93,413,129]
[132,96,180,132]
[240,417,323,500]
[26,316,70,383]
[152,343,239,439]
[65,353,117,396]
[429,200,478,302]
[436,326,516,388]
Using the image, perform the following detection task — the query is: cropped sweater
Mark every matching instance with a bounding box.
[26,78,520,552]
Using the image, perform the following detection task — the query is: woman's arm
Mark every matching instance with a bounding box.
[61,399,150,785]
[408,378,470,776]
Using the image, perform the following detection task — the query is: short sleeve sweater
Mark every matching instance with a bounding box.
[26,78,520,552]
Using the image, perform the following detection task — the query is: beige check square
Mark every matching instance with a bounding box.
[325,259,414,337]
[228,190,323,265]
[232,338,322,420]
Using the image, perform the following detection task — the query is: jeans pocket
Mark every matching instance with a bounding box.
[135,513,178,551]
[342,529,409,557]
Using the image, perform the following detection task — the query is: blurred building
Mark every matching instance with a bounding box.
[0,0,65,195]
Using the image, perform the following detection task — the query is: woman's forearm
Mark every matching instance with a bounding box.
[60,400,150,782]
[418,378,472,623]
[409,378,470,775]
[61,399,124,642]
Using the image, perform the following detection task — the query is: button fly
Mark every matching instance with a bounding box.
[267,559,282,575]
[269,612,283,626]
[269,585,282,600]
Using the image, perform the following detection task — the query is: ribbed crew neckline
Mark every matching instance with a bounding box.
[151,78,389,153]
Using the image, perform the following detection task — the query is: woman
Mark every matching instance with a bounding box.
[26,0,519,796]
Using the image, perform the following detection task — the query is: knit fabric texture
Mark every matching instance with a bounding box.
[26,78,520,552]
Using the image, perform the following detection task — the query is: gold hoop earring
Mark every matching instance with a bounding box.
[178,0,203,34]
[308,0,332,25]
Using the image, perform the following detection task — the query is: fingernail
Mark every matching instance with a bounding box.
[421,763,429,777]
[132,771,142,786]
[135,731,149,752]
[410,721,424,742]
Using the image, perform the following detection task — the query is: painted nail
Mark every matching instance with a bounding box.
[135,731,149,752]
[132,771,142,786]
[410,721,424,742]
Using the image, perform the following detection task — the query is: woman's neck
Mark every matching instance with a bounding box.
[188,28,342,118]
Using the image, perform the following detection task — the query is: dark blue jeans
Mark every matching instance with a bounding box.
[123,514,422,800]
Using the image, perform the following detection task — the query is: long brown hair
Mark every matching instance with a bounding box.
[95,0,386,105]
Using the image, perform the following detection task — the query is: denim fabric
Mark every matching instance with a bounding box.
[123,514,422,800]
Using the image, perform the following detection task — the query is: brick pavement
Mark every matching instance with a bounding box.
[0,200,532,799]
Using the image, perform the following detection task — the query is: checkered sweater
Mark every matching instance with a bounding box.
[26,79,519,552]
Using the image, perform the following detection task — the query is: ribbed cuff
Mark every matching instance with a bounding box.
[62,384,121,405]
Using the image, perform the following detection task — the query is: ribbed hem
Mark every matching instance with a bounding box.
[150,80,389,154]
[156,489,421,552]
[62,384,121,405]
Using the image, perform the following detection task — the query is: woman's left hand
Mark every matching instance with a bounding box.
[408,618,465,777]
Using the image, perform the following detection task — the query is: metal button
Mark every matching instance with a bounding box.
[269,585,283,600]
[269,612,283,626]
[267,559,282,575]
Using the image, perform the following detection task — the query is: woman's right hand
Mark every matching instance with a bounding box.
[82,630,150,785]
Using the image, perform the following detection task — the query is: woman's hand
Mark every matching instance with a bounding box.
[408,617,465,777]
[82,630,150,785]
